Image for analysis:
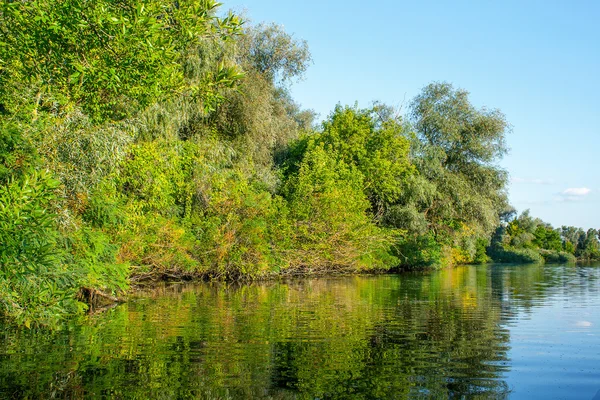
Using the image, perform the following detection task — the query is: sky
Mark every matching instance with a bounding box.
[222,0,600,230]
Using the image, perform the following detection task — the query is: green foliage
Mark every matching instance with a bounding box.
[210,70,306,170]
[282,105,413,218]
[575,235,600,260]
[0,171,61,276]
[0,0,242,120]
[538,249,577,264]
[60,226,129,298]
[317,105,413,210]
[533,225,562,252]
[0,171,84,327]
[241,23,312,84]
[407,82,510,247]
[370,82,514,269]
[282,144,398,271]
[487,211,588,264]
[411,82,508,167]
[82,186,124,229]
[117,214,201,277]
[0,123,39,184]
[489,246,544,264]
[192,172,284,278]
[209,22,314,170]
[395,232,444,269]
[473,238,491,264]
[117,140,195,217]
[564,240,576,254]
[32,110,135,216]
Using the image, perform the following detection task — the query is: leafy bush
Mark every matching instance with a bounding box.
[192,171,284,278]
[473,238,491,264]
[395,233,444,269]
[117,140,196,217]
[62,226,129,295]
[0,172,61,276]
[0,123,39,184]
[117,214,201,279]
[488,246,544,264]
[282,145,397,272]
[538,249,577,264]
[0,171,84,327]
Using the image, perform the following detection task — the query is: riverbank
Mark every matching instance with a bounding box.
[2,0,598,329]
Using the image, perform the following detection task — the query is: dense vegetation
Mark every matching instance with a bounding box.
[0,0,597,327]
[489,210,599,264]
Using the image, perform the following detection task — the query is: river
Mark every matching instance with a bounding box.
[1,263,599,399]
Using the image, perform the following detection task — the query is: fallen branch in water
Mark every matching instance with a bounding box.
[78,287,125,313]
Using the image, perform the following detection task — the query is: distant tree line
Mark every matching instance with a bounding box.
[489,210,599,264]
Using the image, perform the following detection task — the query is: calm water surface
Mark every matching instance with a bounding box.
[1,264,599,399]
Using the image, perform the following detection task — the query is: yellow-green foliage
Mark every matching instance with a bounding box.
[117,214,200,276]
[117,140,196,217]
[113,139,285,279]
[114,140,200,274]
[283,144,398,272]
[317,105,413,207]
[61,226,129,294]
[192,171,285,278]
[0,0,242,120]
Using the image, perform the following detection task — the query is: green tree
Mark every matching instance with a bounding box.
[240,23,311,85]
[411,82,508,168]
[409,83,510,236]
[580,228,600,259]
[0,0,242,120]
[282,143,397,271]
[391,82,512,267]
[532,225,562,251]
[283,105,413,214]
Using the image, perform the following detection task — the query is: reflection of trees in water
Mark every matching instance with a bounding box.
[1,264,598,398]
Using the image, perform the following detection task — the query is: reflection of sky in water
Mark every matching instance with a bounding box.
[499,266,600,400]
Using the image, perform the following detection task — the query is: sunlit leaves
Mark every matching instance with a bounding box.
[0,0,243,120]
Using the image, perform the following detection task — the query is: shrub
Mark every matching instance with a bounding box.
[0,171,84,327]
[488,245,544,264]
[0,123,39,184]
[117,214,201,279]
[62,226,129,295]
[282,145,397,272]
[395,233,444,269]
[473,238,491,264]
[192,172,284,278]
[117,140,194,218]
[538,249,577,264]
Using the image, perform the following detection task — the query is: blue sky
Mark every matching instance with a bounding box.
[223,0,600,230]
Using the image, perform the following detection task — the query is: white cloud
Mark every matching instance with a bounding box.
[511,177,554,185]
[561,188,591,196]
[556,187,592,203]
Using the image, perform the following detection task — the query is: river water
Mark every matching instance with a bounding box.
[1,263,599,399]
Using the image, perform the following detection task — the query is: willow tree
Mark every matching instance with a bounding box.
[392,83,511,266]
[209,22,314,172]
